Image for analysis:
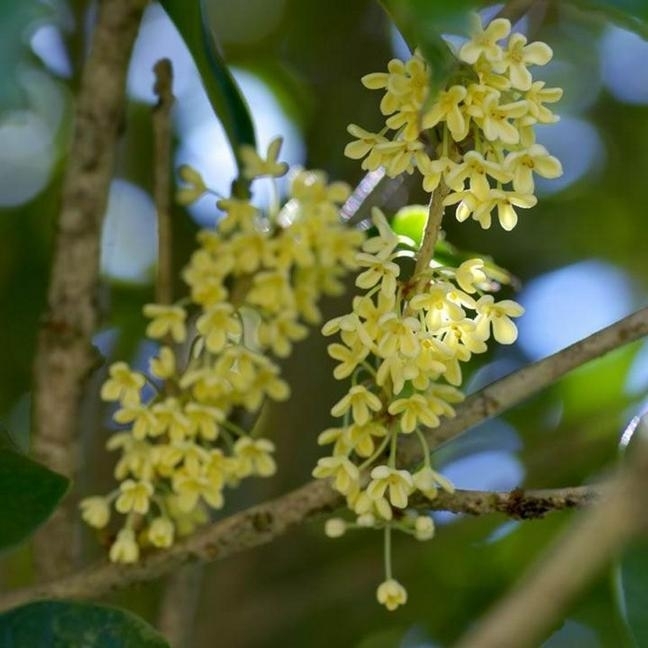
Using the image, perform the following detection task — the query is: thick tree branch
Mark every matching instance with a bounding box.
[455,423,648,648]
[0,482,600,611]
[5,307,644,609]
[31,0,147,581]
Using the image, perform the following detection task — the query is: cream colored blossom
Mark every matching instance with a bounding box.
[142,304,187,343]
[115,479,154,515]
[240,136,289,179]
[367,465,413,509]
[148,517,175,548]
[376,579,408,611]
[233,437,276,477]
[100,362,145,407]
[331,385,383,425]
[79,496,110,529]
[109,528,139,564]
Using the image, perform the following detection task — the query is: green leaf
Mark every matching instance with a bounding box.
[0,436,69,551]
[0,1,59,110]
[567,0,648,40]
[158,0,256,197]
[617,540,648,646]
[378,0,482,94]
[0,601,169,648]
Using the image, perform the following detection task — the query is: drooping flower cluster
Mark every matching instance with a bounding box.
[313,209,524,606]
[346,15,563,231]
[80,139,365,562]
[316,14,562,611]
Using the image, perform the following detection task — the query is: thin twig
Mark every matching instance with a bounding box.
[3,308,644,610]
[455,421,648,648]
[152,58,175,306]
[31,0,147,581]
[413,179,450,279]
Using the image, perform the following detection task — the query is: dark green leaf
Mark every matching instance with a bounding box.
[0,601,169,648]
[158,0,256,197]
[0,443,69,550]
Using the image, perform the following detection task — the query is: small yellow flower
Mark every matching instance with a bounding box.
[367,465,413,509]
[312,455,360,495]
[240,137,289,179]
[79,496,110,529]
[331,385,383,425]
[233,437,277,477]
[142,304,187,343]
[376,578,408,611]
[495,33,553,90]
[196,303,242,353]
[388,394,440,433]
[475,295,524,343]
[113,404,160,440]
[176,164,207,205]
[109,528,139,564]
[325,518,347,538]
[185,402,224,441]
[148,517,175,548]
[115,479,154,515]
[100,362,145,407]
[414,515,435,541]
[149,346,176,380]
[459,16,511,65]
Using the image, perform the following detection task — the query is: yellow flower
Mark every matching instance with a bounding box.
[148,517,175,548]
[325,518,347,538]
[455,259,488,294]
[459,16,511,65]
[233,437,277,477]
[216,197,258,233]
[196,303,242,353]
[312,456,360,495]
[367,465,413,509]
[413,465,455,499]
[388,394,440,433]
[149,346,176,380]
[152,397,192,442]
[80,496,110,529]
[185,402,224,441]
[376,578,408,611]
[109,528,139,564]
[331,385,383,425]
[495,33,553,90]
[376,313,421,358]
[414,515,435,541]
[422,85,468,141]
[346,421,388,457]
[113,404,161,440]
[504,144,563,193]
[240,136,289,179]
[142,304,187,343]
[176,164,207,205]
[475,295,524,343]
[246,271,294,312]
[257,312,308,358]
[100,362,145,407]
[115,479,154,515]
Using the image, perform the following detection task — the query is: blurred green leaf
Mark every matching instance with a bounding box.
[0,601,169,648]
[0,435,69,551]
[378,0,481,94]
[158,0,256,197]
[618,540,648,647]
[0,1,56,110]
[570,0,648,39]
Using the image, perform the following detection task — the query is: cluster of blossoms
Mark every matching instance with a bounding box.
[346,14,562,231]
[315,15,562,611]
[80,138,365,563]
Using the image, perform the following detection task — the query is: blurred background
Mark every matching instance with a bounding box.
[1,0,647,646]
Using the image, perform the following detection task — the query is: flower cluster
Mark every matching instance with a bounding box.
[346,15,562,231]
[80,139,365,562]
[313,209,523,608]
[316,14,562,611]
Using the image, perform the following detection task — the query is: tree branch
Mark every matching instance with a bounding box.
[152,58,175,306]
[414,179,450,279]
[31,0,147,581]
[455,421,648,648]
[5,307,644,610]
